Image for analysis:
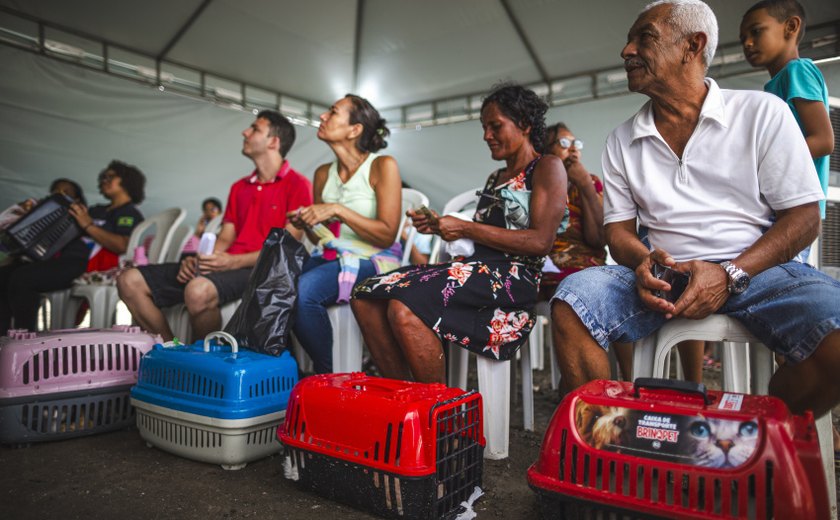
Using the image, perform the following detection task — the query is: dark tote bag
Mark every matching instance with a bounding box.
[225,228,309,356]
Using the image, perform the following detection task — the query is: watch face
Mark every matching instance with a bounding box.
[732,274,750,294]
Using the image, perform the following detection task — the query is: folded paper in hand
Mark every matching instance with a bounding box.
[443,211,475,258]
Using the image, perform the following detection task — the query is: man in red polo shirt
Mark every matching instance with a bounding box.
[117,110,312,341]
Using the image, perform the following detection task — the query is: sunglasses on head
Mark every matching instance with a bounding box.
[556,137,583,150]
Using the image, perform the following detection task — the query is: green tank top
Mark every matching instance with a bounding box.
[320,152,379,243]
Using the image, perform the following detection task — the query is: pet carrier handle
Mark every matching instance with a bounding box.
[203,331,239,353]
[633,377,711,405]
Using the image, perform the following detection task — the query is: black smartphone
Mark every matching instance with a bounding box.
[652,264,690,303]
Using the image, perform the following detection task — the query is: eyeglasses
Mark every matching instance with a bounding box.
[555,137,583,150]
[98,171,117,184]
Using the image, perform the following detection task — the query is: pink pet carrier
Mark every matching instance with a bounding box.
[0,326,159,443]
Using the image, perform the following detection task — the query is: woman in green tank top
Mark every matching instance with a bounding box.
[287,94,403,374]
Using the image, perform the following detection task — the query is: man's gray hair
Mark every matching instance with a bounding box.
[644,0,718,70]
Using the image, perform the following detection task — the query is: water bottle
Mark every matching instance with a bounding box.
[198,232,216,256]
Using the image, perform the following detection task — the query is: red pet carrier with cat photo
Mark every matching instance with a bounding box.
[527,378,829,519]
[278,373,485,520]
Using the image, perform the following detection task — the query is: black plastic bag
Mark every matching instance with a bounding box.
[225,228,309,356]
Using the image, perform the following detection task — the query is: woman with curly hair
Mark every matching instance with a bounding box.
[71,160,145,272]
[351,83,568,383]
[287,94,403,374]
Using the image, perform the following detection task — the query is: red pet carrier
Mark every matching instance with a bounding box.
[278,373,485,520]
[527,378,829,520]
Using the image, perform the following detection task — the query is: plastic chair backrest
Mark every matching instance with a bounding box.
[203,214,224,235]
[123,208,186,265]
[165,224,195,263]
[400,188,430,266]
[429,188,480,263]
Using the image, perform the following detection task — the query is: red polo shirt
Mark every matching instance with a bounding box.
[223,161,312,255]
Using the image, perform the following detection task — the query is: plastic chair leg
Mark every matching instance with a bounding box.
[549,342,560,390]
[88,287,113,329]
[721,342,749,394]
[292,337,314,373]
[327,304,363,373]
[632,333,658,380]
[816,413,838,520]
[447,342,469,390]
[750,344,774,395]
[477,355,510,460]
[529,317,545,370]
[521,340,534,432]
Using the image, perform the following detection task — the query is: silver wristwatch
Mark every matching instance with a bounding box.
[720,261,750,295]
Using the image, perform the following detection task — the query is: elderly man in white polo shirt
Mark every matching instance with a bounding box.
[551,0,840,417]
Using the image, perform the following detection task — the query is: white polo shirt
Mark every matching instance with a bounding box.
[602,78,823,262]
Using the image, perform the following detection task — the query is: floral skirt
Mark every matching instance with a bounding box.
[352,257,540,360]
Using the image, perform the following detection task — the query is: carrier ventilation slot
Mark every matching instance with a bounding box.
[22,344,142,384]
[20,395,133,434]
[246,425,276,446]
[140,366,225,399]
[139,414,222,448]
[248,375,295,398]
[559,441,772,519]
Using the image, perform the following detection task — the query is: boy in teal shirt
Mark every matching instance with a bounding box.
[741,0,837,456]
[741,0,834,221]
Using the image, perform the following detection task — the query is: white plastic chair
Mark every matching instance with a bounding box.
[327,188,430,373]
[165,299,240,344]
[38,288,75,330]
[164,224,194,263]
[202,214,224,235]
[73,208,185,328]
[630,314,836,517]
[398,188,430,267]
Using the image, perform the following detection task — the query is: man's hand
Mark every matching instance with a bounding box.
[671,260,729,319]
[635,249,678,317]
[176,256,199,283]
[197,251,238,273]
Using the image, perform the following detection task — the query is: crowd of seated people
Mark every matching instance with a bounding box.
[10,0,840,438]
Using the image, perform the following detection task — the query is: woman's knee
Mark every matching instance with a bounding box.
[386,300,419,330]
[184,277,219,313]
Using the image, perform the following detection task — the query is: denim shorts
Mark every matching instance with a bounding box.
[138,263,252,308]
[552,262,840,364]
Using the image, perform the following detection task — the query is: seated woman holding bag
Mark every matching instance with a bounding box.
[287,94,402,374]
[351,83,568,383]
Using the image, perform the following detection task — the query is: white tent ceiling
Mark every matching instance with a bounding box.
[2,0,839,111]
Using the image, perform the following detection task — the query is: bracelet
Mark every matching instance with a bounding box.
[83,223,93,232]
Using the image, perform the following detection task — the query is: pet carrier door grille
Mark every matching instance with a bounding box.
[553,426,774,519]
[19,393,133,434]
[22,344,143,384]
[140,366,225,399]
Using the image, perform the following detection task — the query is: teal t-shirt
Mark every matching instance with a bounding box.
[764,58,830,218]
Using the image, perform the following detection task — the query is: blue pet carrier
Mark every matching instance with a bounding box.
[130,331,297,469]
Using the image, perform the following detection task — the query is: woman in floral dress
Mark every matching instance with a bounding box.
[351,84,568,383]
